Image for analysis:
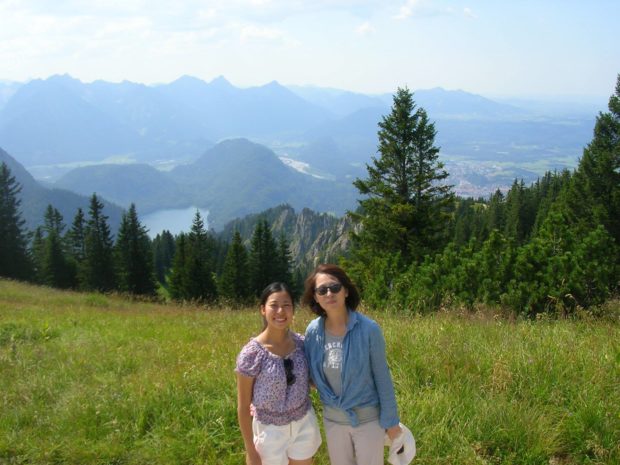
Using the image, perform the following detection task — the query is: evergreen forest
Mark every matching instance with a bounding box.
[1,76,618,317]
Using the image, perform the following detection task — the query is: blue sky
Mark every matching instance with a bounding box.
[1,0,618,99]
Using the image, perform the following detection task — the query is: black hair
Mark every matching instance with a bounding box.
[260,282,294,306]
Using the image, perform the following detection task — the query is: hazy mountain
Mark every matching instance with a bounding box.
[1,147,124,233]
[296,92,594,188]
[0,76,142,165]
[82,79,212,150]
[288,85,387,117]
[169,138,357,229]
[0,74,597,201]
[55,163,186,214]
[0,74,333,167]
[412,88,527,120]
[0,81,21,110]
[51,138,357,230]
[157,76,333,140]
[291,86,526,121]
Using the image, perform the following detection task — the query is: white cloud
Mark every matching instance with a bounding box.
[356,21,375,35]
[395,0,421,20]
[94,17,152,39]
[239,24,284,43]
[198,8,217,21]
[463,7,477,19]
[395,0,474,20]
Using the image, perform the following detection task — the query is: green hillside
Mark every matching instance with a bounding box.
[1,279,618,464]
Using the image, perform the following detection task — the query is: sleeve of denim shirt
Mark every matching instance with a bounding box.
[368,320,400,429]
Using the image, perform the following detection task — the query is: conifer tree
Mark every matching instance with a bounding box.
[114,204,157,296]
[275,232,294,290]
[168,233,188,300]
[504,179,527,243]
[66,208,86,264]
[152,230,175,285]
[31,227,45,283]
[170,211,217,302]
[486,189,506,235]
[248,219,278,296]
[565,74,620,246]
[0,163,32,280]
[218,230,251,301]
[351,87,454,266]
[82,194,116,291]
[40,205,75,288]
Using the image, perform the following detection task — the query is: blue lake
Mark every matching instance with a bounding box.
[141,206,210,237]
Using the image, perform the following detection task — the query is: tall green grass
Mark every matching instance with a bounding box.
[1,279,618,464]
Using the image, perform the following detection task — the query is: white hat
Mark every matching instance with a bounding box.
[384,423,416,465]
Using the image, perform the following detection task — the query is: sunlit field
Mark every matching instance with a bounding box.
[1,279,618,465]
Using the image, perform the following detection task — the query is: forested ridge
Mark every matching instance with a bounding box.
[1,76,618,316]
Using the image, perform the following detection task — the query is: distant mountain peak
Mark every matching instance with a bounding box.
[169,75,206,86]
[262,80,284,89]
[209,75,233,88]
[46,74,82,85]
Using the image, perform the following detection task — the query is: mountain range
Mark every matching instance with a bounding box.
[0,147,124,232]
[53,138,357,230]
[0,74,602,233]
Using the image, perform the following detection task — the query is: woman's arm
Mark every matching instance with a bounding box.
[236,373,261,465]
[368,322,400,432]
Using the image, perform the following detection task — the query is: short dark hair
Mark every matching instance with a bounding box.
[301,264,360,317]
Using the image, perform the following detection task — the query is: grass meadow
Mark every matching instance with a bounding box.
[1,279,619,465]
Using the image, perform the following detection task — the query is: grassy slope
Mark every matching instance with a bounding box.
[0,279,618,465]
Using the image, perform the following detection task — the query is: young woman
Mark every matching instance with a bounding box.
[236,282,322,465]
[302,264,402,465]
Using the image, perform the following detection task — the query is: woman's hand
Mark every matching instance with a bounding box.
[246,449,262,465]
[386,424,403,441]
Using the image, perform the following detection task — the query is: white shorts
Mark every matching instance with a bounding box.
[252,408,322,465]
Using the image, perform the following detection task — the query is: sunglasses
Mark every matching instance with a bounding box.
[315,283,343,296]
[283,358,296,386]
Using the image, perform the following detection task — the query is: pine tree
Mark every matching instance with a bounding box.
[66,208,86,264]
[31,227,45,283]
[248,219,278,296]
[504,179,527,243]
[40,205,75,288]
[351,87,454,266]
[218,230,251,301]
[565,74,620,246]
[486,189,506,235]
[168,233,188,300]
[0,163,32,280]
[114,204,157,296]
[152,230,175,285]
[170,211,217,302]
[275,233,294,287]
[82,194,116,291]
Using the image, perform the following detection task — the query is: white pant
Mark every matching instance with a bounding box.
[323,418,385,465]
[253,408,322,465]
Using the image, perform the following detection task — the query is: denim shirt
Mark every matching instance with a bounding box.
[304,310,400,429]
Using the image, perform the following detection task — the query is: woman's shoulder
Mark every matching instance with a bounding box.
[236,338,269,377]
[353,311,382,334]
[237,338,265,363]
[291,331,304,342]
[291,331,305,350]
[305,316,322,333]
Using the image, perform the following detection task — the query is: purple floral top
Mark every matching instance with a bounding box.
[235,332,311,426]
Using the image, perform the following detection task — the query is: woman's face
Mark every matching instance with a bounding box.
[314,273,348,313]
[261,291,294,330]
